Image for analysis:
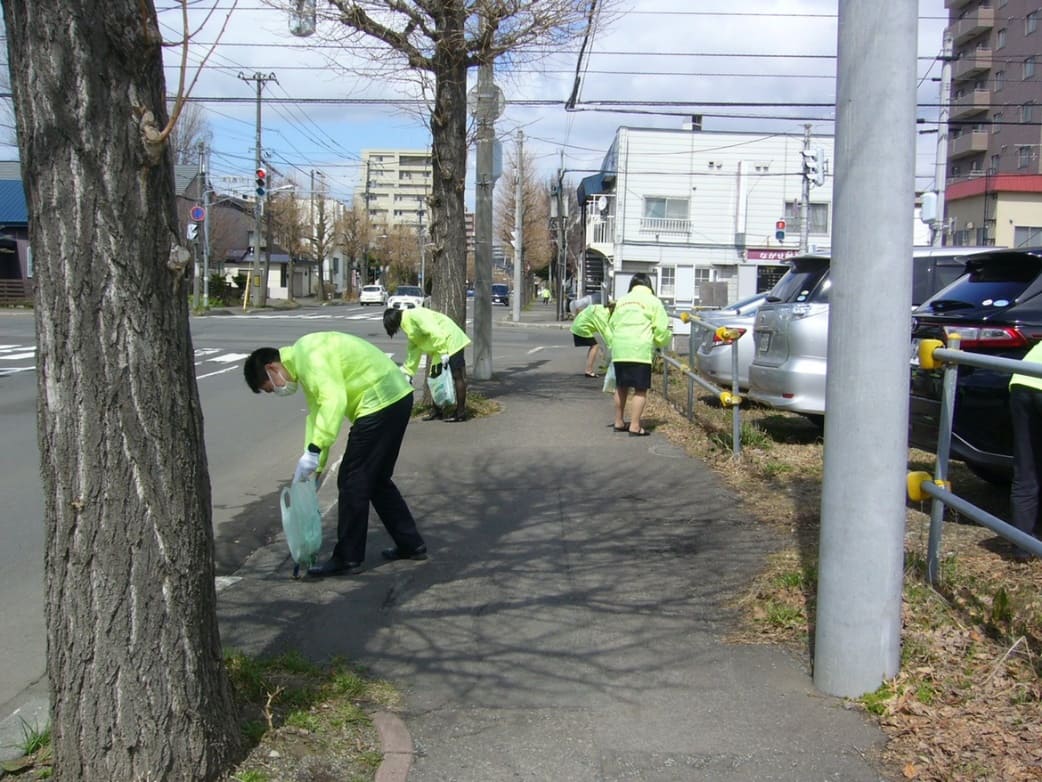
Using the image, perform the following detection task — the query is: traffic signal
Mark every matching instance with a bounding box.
[255,167,267,198]
[775,218,786,242]
[802,148,825,187]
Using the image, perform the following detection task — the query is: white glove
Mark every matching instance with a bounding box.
[293,450,320,483]
[440,353,451,366]
[399,364,413,383]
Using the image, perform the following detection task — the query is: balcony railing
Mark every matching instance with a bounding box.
[953,48,992,82]
[950,6,994,45]
[949,130,990,159]
[639,217,690,235]
[588,216,615,246]
[950,88,991,119]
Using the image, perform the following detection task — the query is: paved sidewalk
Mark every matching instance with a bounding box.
[217,304,893,781]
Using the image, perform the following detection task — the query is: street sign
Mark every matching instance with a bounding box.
[190,205,206,222]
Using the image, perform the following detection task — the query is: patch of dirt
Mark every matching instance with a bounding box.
[646,384,1042,782]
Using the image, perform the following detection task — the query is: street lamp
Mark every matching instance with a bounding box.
[418,208,426,290]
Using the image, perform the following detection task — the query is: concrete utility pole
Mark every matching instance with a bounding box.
[799,124,812,254]
[553,150,568,321]
[238,71,277,307]
[813,0,918,698]
[932,30,953,247]
[199,140,211,308]
[192,147,205,307]
[512,129,524,323]
[470,55,501,380]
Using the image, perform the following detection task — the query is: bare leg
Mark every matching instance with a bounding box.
[629,390,648,433]
[585,344,600,375]
[614,386,629,429]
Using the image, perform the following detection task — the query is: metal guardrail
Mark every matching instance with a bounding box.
[908,336,1042,583]
[660,308,745,457]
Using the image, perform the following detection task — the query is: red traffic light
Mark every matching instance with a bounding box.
[255,168,267,181]
[775,219,786,231]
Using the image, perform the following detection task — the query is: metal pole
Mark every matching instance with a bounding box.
[201,141,211,308]
[512,129,524,323]
[813,0,917,698]
[800,124,811,254]
[238,71,276,308]
[932,31,952,247]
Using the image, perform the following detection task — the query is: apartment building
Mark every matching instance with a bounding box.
[945,0,1042,247]
[578,124,835,307]
[358,148,432,230]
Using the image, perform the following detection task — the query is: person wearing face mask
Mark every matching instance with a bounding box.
[243,332,427,577]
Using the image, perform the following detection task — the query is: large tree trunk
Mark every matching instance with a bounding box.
[428,8,468,328]
[3,2,241,779]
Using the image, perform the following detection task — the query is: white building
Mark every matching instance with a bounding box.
[358,148,433,230]
[578,124,836,307]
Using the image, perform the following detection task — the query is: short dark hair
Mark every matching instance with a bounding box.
[244,347,280,393]
[629,273,654,293]
[383,308,402,337]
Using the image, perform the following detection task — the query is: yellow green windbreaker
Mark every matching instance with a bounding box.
[1010,341,1042,392]
[400,308,472,377]
[570,304,613,344]
[609,285,671,364]
[279,332,413,472]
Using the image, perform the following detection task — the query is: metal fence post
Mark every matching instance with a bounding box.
[927,336,961,584]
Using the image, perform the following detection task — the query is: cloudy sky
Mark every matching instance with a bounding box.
[2,1,951,202]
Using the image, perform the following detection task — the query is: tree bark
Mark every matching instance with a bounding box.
[428,8,468,329]
[3,1,241,779]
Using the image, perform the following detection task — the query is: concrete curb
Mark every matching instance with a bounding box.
[373,711,414,782]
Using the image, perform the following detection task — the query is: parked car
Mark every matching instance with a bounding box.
[693,292,769,389]
[491,283,510,306]
[909,248,1042,482]
[748,247,993,422]
[387,285,429,310]
[359,284,387,306]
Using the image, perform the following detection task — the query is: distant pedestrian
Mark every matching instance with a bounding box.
[384,307,471,422]
[1008,341,1042,559]
[243,332,427,576]
[570,295,614,378]
[609,273,671,436]
[541,287,551,305]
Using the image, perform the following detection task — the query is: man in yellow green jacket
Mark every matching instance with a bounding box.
[609,273,672,436]
[1008,341,1042,559]
[384,307,471,422]
[244,332,427,577]
[570,296,613,377]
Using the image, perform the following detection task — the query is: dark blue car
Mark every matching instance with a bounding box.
[491,283,510,306]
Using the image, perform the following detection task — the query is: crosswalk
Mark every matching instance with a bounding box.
[0,344,36,377]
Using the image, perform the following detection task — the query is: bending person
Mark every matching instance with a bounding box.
[570,295,614,377]
[384,306,472,422]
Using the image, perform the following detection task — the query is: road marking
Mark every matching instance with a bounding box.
[208,352,250,364]
[0,366,34,377]
[527,346,545,354]
[0,351,34,361]
[197,365,238,380]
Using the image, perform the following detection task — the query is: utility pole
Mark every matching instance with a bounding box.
[192,146,205,308]
[932,30,953,247]
[512,129,524,323]
[469,51,502,380]
[813,0,917,698]
[238,71,277,307]
[553,150,568,321]
[800,123,812,254]
[200,140,211,308]
[418,207,426,290]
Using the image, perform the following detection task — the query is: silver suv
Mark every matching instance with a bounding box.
[747,248,995,422]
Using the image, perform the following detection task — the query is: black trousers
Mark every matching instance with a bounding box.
[333,394,424,563]
[1009,384,1042,536]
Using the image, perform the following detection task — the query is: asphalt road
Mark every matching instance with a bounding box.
[0,302,561,734]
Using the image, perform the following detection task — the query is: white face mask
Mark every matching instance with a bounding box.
[266,369,298,397]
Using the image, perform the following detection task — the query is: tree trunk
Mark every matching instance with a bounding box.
[3,2,241,779]
[428,10,468,328]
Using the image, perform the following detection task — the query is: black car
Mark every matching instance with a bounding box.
[491,283,510,306]
[908,248,1042,482]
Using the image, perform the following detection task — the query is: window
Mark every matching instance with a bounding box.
[1023,102,1036,124]
[1027,10,1038,35]
[951,164,962,178]
[641,196,690,233]
[659,266,675,298]
[694,267,711,287]
[1014,226,1042,247]
[991,154,1001,172]
[997,0,1007,6]
[993,111,1003,132]
[995,69,1005,91]
[1026,56,1037,79]
[784,201,830,234]
[997,28,1007,48]
[1018,146,1032,169]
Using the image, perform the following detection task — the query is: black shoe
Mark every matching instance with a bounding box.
[422,410,443,421]
[381,544,428,561]
[444,413,467,422]
[306,558,363,577]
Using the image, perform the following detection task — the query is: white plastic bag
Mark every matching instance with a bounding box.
[280,477,323,577]
[427,362,456,408]
[602,363,617,394]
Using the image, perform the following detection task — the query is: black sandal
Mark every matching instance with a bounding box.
[422,410,442,421]
[628,429,650,437]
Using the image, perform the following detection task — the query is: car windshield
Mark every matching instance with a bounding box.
[395,286,422,296]
[765,259,829,303]
[492,285,508,294]
[363,286,380,292]
[920,257,1042,311]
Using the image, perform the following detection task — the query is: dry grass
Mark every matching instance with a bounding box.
[647,370,1042,782]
